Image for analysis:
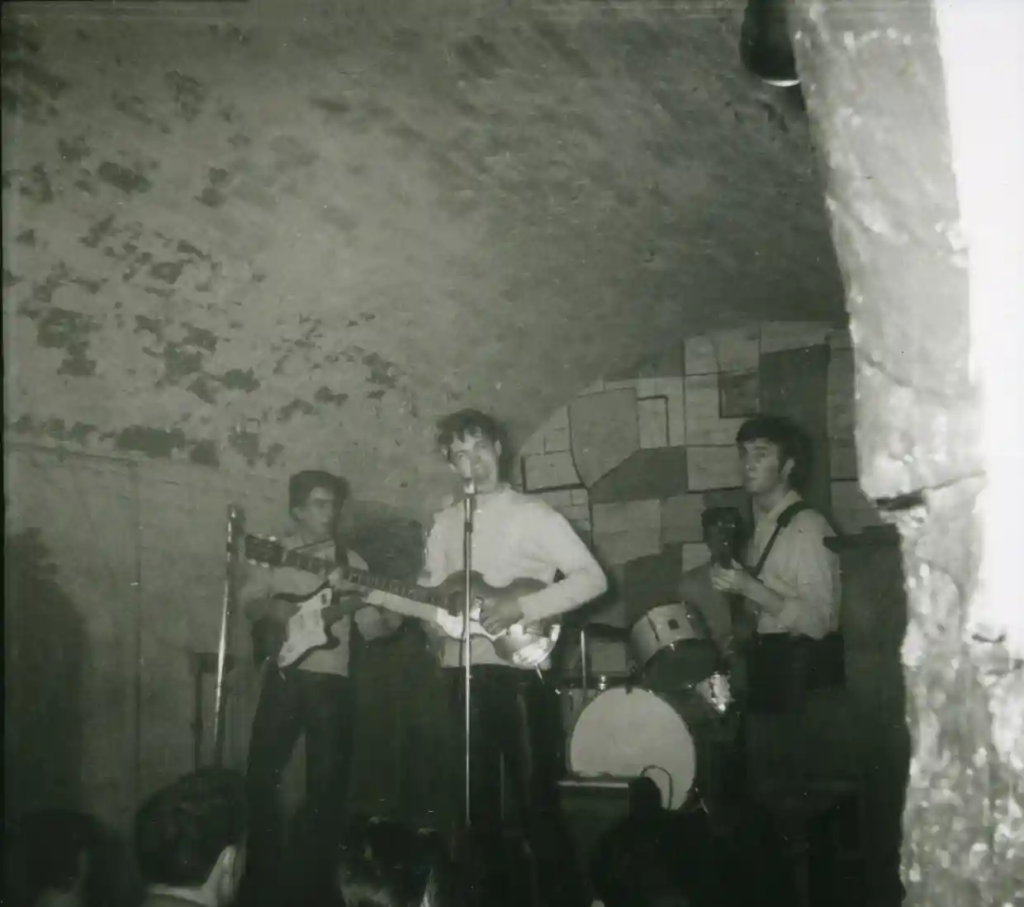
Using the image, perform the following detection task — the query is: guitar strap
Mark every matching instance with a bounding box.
[747,501,811,579]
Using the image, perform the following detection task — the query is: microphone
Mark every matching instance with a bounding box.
[453,458,476,497]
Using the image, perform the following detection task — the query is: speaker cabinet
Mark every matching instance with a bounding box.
[557,777,634,896]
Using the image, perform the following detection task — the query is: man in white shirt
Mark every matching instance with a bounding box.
[419,409,608,907]
[710,415,852,791]
[238,470,401,906]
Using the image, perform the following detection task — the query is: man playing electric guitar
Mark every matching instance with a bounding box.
[417,409,608,907]
[238,470,400,907]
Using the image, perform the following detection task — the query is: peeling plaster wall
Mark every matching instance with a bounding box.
[4,0,855,838]
[2,1,845,521]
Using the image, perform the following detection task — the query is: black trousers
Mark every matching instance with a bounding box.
[244,669,355,903]
[447,666,585,907]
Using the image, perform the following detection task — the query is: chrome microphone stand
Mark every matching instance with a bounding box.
[212,505,241,766]
[461,479,476,829]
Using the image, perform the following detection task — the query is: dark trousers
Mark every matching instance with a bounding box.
[244,669,355,904]
[447,666,585,907]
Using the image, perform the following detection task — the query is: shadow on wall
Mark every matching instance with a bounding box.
[4,527,86,818]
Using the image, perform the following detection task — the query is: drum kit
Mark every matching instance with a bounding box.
[555,599,737,816]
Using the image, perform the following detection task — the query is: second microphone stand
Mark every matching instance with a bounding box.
[461,481,476,830]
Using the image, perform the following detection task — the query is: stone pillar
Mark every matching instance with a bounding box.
[789,1,1024,905]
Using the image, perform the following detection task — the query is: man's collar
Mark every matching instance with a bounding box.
[757,489,803,527]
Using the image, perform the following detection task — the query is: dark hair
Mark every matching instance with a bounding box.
[335,818,451,907]
[5,810,99,904]
[435,410,505,461]
[592,816,703,907]
[735,415,810,488]
[288,470,347,513]
[134,768,246,889]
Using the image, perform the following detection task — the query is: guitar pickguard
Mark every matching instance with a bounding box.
[276,587,336,669]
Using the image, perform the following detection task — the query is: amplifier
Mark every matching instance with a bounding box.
[557,776,636,897]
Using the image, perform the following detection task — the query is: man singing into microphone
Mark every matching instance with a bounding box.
[419,409,607,907]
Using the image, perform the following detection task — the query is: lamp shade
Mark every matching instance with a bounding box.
[740,0,800,87]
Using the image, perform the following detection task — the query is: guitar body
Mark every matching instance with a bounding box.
[253,585,340,670]
[430,572,556,665]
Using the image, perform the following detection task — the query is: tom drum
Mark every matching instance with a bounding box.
[630,603,722,691]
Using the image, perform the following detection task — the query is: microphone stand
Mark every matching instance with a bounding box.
[212,505,241,766]
[461,480,476,831]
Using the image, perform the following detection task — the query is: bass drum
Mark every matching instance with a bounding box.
[567,686,723,811]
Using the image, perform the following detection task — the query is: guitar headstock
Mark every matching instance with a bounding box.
[244,534,286,568]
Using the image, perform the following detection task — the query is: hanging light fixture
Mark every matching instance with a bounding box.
[740,0,800,87]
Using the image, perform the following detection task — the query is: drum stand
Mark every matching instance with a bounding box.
[579,625,589,699]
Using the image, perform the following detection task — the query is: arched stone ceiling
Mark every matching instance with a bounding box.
[2,0,845,518]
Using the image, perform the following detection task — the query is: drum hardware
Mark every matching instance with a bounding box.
[695,672,732,714]
[556,623,634,690]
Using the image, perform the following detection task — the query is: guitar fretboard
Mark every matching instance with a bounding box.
[247,538,445,608]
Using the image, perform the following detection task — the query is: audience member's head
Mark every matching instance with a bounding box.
[5,810,100,907]
[591,805,711,907]
[334,817,453,907]
[134,768,247,907]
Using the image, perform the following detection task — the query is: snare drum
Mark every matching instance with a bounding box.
[630,603,721,691]
[567,686,722,811]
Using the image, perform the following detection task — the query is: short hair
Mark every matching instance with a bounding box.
[435,410,505,460]
[335,817,451,907]
[735,415,810,488]
[5,810,98,904]
[288,470,347,513]
[134,768,247,889]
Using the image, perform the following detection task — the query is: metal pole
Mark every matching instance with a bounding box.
[212,505,241,766]
[580,627,588,698]
[462,487,475,829]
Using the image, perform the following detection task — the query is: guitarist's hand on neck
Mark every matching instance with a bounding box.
[327,567,363,594]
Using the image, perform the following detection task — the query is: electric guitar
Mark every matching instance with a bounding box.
[244,535,561,670]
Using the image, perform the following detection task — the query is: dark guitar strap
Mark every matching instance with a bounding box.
[747,501,811,579]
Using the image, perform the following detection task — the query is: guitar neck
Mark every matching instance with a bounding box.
[256,541,448,617]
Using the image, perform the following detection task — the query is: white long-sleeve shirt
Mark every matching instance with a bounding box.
[416,486,608,668]
[745,490,841,639]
